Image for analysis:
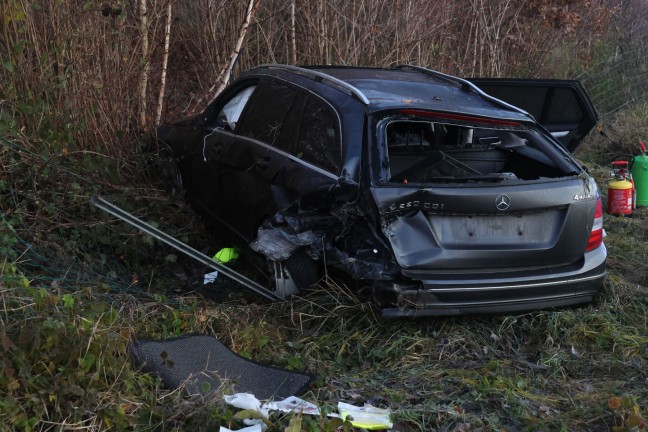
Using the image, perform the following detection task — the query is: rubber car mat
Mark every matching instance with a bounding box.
[128,335,313,400]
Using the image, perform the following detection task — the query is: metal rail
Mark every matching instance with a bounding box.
[257,64,370,105]
[90,196,282,302]
[395,64,529,115]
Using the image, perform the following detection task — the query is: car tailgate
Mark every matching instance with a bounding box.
[371,178,597,271]
[468,78,598,152]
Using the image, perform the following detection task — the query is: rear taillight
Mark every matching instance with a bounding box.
[586,197,604,252]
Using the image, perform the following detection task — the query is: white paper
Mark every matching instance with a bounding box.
[264,396,321,416]
[223,393,269,418]
[219,424,263,432]
[203,270,218,284]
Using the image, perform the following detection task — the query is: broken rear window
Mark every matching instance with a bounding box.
[376,117,578,184]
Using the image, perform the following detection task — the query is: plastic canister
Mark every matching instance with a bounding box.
[631,155,648,206]
[608,178,634,215]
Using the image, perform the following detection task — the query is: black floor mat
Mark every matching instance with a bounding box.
[128,335,313,400]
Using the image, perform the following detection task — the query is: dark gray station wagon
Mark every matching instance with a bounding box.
[158,64,606,317]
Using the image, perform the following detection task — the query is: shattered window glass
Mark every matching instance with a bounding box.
[383,119,570,183]
[238,80,299,149]
[297,96,341,174]
[217,85,256,130]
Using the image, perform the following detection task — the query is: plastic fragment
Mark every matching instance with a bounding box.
[203,270,218,284]
[224,393,269,418]
[264,396,321,416]
[214,247,239,263]
[337,402,393,430]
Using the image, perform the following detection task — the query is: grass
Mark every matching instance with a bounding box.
[1,128,648,431]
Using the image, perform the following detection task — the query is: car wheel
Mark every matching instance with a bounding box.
[285,249,320,290]
[271,249,319,298]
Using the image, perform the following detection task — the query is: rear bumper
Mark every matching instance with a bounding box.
[379,244,607,317]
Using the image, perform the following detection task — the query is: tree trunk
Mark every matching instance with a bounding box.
[189,0,260,115]
[139,0,150,129]
[156,0,173,125]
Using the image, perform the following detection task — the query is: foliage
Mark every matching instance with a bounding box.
[1,0,647,431]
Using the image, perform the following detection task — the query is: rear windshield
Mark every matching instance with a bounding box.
[374,116,578,185]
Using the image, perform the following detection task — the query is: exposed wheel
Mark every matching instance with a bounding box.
[272,249,319,298]
[285,249,320,290]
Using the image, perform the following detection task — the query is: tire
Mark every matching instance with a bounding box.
[285,249,320,290]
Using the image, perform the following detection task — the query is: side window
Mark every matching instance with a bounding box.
[214,85,256,131]
[546,88,584,123]
[237,80,300,153]
[297,96,341,174]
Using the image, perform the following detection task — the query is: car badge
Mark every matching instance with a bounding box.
[495,194,510,211]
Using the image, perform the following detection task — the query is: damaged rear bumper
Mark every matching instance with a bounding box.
[379,244,607,317]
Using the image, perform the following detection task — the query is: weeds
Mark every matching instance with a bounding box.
[1,2,647,430]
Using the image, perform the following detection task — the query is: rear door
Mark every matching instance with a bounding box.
[469,79,598,152]
[221,78,342,242]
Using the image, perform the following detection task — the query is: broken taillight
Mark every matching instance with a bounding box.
[586,197,604,252]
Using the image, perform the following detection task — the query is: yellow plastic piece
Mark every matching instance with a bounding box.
[213,247,239,263]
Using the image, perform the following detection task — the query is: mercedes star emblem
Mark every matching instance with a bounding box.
[496,194,510,211]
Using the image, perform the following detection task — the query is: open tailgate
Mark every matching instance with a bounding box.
[469,78,599,152]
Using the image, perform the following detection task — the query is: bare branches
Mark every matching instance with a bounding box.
[189,0,261,115]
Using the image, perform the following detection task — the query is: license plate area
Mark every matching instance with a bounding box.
[430,211,562,248]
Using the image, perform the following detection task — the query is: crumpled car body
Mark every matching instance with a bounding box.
[158,64,606,317]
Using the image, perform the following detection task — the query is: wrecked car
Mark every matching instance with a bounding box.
[157,64,606,317]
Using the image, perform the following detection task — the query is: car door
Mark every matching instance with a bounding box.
[469,79,599,152]
[219,79,306,241]
[220,78,343,243]
[177,80,258,230]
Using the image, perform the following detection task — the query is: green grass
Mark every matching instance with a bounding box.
[1,127,647,431]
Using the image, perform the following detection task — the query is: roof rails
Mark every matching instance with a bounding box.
[395,64,528,115]
[256,64,370,105]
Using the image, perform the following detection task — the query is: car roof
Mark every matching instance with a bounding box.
[247,64,535,123]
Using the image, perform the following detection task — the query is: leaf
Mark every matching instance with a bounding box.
[119,328,132,340]
[80,353,96,370]
[68,385,85,396]
[233,410,265,421]
[1,328,12,352]
[284,413,302,432]
[62,293,74,308]
[625,414,645,428]
[609,397,622,409]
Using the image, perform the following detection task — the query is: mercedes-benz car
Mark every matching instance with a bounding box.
[157,64,606,317]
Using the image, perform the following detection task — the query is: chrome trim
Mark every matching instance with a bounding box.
[259,64,370,105]
[551,131,570,138]
[417,272,605,292]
